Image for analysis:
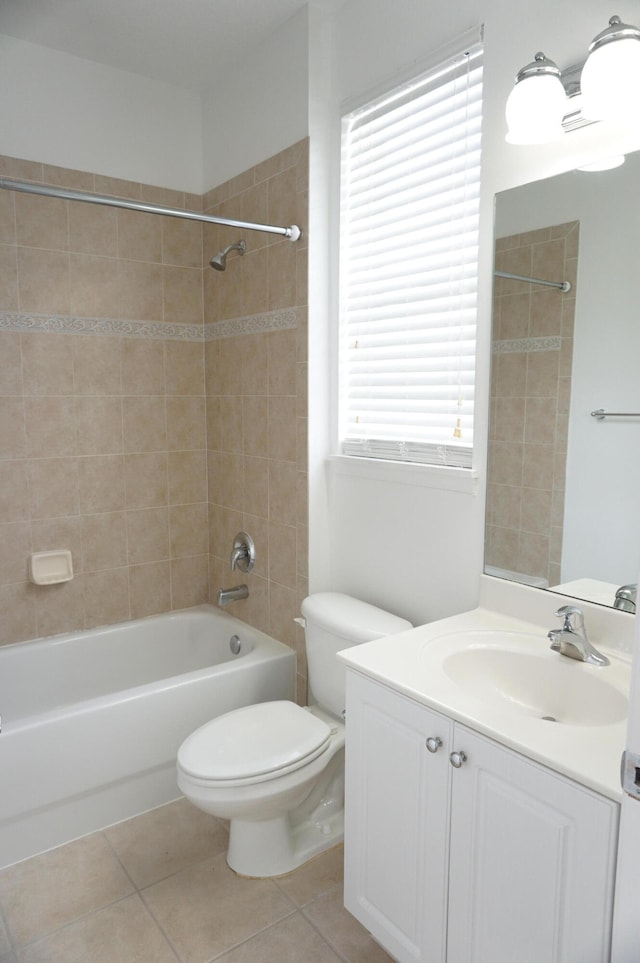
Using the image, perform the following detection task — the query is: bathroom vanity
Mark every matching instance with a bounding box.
[339,577,633,963]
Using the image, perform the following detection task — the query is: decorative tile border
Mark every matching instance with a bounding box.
[0,307,299,342]
[204,308,298,340]
[492,335,561,354]
[0,311,204,341]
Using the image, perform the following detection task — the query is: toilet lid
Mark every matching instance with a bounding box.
[178,701,332,782]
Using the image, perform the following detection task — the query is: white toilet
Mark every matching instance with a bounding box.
[176,592,412,878]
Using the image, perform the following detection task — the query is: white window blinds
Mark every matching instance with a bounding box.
[339,42,483,469]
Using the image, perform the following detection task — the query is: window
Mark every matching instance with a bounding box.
[339,41,483,469]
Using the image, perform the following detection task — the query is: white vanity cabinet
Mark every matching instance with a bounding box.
[344,671,619,963]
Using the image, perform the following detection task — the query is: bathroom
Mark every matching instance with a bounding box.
[1,0,640,959]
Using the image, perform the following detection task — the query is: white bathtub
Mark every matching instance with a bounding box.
[0,605,296,869]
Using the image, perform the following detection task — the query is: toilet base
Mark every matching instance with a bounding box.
[227,809,344,878]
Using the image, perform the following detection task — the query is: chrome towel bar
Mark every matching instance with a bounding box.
[591,409,640,420]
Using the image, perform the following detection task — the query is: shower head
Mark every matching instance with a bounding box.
[209,239,246,271]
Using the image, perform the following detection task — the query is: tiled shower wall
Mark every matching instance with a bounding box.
[203,142,309,703]
[486,221,578,587]
[0,143,308,697]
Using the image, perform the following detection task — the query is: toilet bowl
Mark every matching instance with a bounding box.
[177,593,412,878]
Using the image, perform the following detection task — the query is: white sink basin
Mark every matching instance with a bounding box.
[442,643,628,726]
[423,631,628,726]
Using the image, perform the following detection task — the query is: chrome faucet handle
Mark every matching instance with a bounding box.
[230,532,255,573]
[554,604,585,634]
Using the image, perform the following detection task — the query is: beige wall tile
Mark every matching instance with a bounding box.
[241,333,268,396]
[27,457,79,519]
[15,193,68,251]
[168,449,207,505]
[68,203,117,257]
[243,395,269,457]
[0,188,16,245]
[76,396,124,455]
[166,395,206,451]
[269,522,297,589]
[123,396,167,452]
[268,395,296,462]
[31,516,83,571]
[162,217,202,268]
[22,332,75,395]
[117,208,162,263]
[0,244,18,309]
[129,560,171,619]
[241,455,268,518]
[162,265,203,324]
[118,260,163,321]
[219,395,243,453]
[81,512,127,571]
[267,241,297,310]
[84,568,131,629]
[127,507,170,564]
[170,503,209,558]
[69,253,120,318]
[124,452,168,509]
[268,329,297,395]
[164,340,205,396]
[18,248,70,314]
[24,396,76,457]
[171,554,210,609]
[122,338,165,395]
[73,335,122,395]
[269,460,297,526]
[0,396,26,458]
[0,461,27,522]
[0,521,31,584]
[34,576,85,637]
[0,581,36,644]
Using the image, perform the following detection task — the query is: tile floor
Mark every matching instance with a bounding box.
[0,798,394,963]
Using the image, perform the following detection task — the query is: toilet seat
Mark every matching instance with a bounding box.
[177,700,333,787]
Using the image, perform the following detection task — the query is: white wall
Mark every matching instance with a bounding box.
[200,9,310,189]
[307,0,640,626]
[3,1,640,626]
[0,35,203,192]
[495,154,640,586]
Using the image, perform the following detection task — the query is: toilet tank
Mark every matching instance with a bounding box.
[301,593,412,718]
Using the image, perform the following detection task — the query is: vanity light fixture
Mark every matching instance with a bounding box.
[505,52,567,144]
[505,14,640,145]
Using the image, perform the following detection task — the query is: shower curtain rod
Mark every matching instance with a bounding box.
[0,177,302,241]
[494,270,571,293]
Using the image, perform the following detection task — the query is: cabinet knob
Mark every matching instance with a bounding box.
[449,750,467,769]
[425,736,443,753]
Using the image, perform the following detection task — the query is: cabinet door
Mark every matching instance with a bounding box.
[447,725,618,963]
[344,672,453,963]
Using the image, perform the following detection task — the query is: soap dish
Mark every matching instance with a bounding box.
[29,550,74,585]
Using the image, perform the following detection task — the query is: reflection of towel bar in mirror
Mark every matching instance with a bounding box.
[494,270,572,292]
[591,409,640,420]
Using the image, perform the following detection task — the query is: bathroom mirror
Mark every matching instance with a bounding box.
[485,149,640,609]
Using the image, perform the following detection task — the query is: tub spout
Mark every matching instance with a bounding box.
[217,584,249,608]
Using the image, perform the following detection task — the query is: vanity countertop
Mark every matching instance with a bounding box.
[338,604,631,802]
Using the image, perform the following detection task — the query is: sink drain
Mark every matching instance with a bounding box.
[541,715,557,722]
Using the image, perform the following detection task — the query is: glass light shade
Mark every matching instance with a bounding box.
[505,73,567,144]
[581,35,640,121]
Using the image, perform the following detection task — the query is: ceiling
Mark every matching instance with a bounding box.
[0,0,338,93]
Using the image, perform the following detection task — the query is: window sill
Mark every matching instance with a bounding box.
[328,454,479,494]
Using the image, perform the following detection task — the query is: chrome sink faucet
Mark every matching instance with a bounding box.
[547,605,609,666]
[613,583,636,614]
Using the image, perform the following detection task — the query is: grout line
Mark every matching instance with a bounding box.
[201,908,299,963]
